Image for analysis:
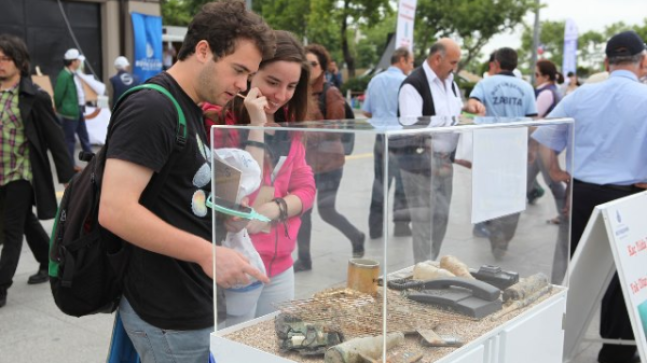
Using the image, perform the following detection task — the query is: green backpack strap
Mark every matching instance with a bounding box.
[115,84,187,145]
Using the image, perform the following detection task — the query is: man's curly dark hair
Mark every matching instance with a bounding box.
[0,34,30,77]
[177,0,275,62]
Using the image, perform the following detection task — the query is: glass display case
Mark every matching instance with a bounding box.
[209,116,574,363]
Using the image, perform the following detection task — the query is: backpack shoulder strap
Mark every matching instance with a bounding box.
[115,84,187,146]
[109,83,189,206]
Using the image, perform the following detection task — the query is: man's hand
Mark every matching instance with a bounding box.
[210,246,270,288]
[454,159,472,169]
[562,181,571,216]
[549,167,571,184]
[464,99,486,116]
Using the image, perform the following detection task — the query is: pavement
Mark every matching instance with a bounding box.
[0,134,623,363]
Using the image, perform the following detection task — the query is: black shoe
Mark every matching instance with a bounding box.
[28,269,49,285]
[0,289,6,308]
[369,229,382,239]
[393,222,412,237]
[352,233,366,258]
[293,259,312,272]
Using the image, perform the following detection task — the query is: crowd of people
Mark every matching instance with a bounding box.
[1,1,646,363]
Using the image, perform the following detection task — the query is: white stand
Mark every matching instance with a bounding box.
[563,191,647,363]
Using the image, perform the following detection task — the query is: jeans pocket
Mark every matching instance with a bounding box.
[124,329,157,363]
[160,329,211,363]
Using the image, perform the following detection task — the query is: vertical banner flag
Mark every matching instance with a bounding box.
[131,13,163,82]
[563,18,578,80]
[396,0,417,52]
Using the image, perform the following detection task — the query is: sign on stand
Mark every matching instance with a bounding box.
[564,191,647,363]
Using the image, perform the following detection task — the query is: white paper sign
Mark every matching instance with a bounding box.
[395,0,417,52]
[603,192,647,362]
[471,127,527,224]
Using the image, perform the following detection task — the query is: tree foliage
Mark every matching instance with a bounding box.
[519,19,647,76]
[161,0,212,26]
[311,0,392,78]
[414,0,536,72]
[253,0,311,39]
[354,12,397,69]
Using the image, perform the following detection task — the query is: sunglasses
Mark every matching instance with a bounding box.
[310,61,319,68]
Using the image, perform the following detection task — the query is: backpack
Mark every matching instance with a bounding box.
[49,83,187,317]
[318,82,355,155]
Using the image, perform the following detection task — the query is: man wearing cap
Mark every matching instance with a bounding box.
[54,48,93,171]
[109,56,140,105]
[533,30,647,363]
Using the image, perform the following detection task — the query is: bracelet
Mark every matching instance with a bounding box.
[272,197,289,223]
[244,140,266,149]
[272,197,291,239]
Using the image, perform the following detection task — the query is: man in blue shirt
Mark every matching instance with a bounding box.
[363,47,414,238]
[466,48,538,259]
[533,30,647,363]
[109,56,141,106]
[468,47,537,118]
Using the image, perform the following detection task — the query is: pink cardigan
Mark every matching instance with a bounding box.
[203,103,316,277]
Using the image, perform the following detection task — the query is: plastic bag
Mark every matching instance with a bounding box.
[214,148,266,290]
[214,148,262,203]
[223,229,266,291]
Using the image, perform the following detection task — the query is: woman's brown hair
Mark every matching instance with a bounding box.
[224,30,311,124]
[536,59,558,82]
[304,43,331,82]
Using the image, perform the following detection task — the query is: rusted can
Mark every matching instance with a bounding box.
[347,258,380,294]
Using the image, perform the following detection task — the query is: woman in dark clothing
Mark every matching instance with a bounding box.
[293,44,365,272]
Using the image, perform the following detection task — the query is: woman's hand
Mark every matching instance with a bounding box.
[247,219,271,234]
[223,197,251,233]
[244,88,269,126]
[224,216,249,233]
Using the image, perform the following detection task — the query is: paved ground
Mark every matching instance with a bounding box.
[0,129,625,363]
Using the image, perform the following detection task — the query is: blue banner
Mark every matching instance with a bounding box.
[131,13,163,82]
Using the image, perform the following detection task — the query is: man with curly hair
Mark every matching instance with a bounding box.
[98,1,276,361]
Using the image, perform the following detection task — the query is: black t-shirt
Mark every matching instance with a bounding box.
[106,72,213,330]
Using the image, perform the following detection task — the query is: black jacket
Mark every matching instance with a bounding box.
[18,76,75,219]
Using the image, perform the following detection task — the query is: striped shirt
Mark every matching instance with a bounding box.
[0,83,31,186]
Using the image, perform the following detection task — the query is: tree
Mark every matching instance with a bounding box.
[519,20,565,73]
[252,0,311,39]
[161,0,211,26]
[354,12,397,69]
[518,19,647,76]
[308,0,392,78]
[413,0,536,72]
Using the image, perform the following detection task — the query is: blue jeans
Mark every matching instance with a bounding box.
[119,297,213,363]
[61,111,92,167]
[223,267,294,327]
